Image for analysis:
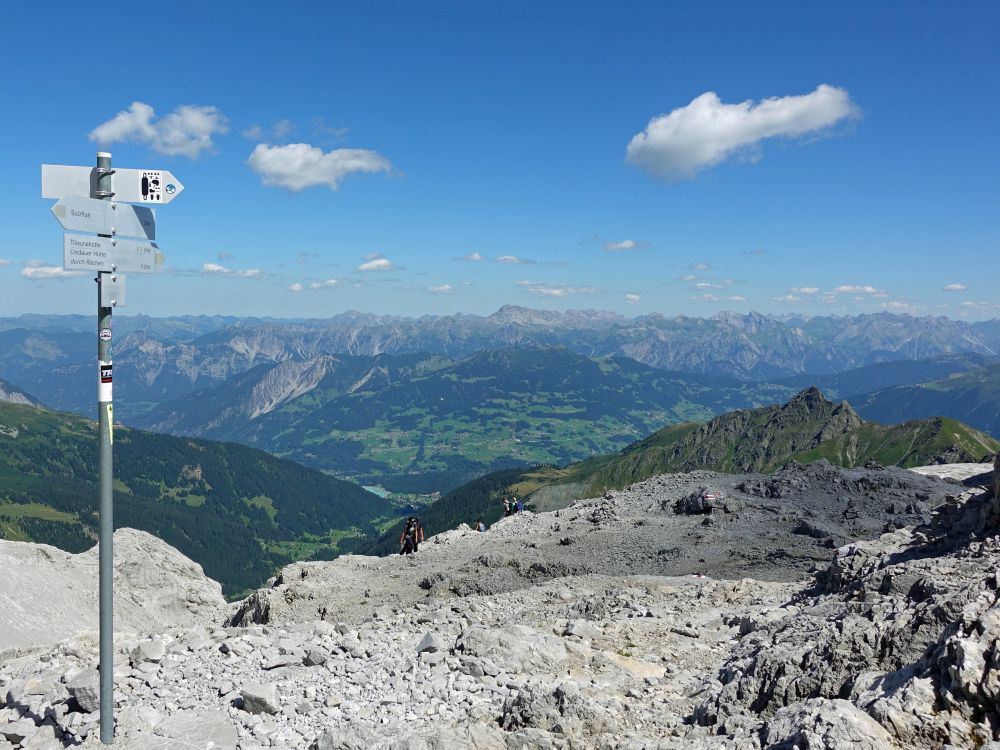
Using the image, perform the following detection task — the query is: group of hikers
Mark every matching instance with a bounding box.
[503,495,523,515]
[399,494,528,553]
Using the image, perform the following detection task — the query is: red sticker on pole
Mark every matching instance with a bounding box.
[100,364,113,383]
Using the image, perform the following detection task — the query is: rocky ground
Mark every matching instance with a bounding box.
[0,459,997,749]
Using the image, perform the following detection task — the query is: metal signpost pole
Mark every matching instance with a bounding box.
[42,154,181,745]
[93,151,115,744]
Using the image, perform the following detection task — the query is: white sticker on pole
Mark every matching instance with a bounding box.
[99,361,113,402]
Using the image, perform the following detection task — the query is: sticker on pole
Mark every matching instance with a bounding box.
[99,328,112,342]
[100,364,113,383]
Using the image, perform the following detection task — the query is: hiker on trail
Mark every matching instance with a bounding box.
[399,517,421,555]
[475,518,486,532]
[515,497,523,513]
[503,497,511,516]
[413,517,424,552]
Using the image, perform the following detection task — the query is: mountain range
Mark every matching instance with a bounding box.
[2,309,998,491]
[1,308,998,422]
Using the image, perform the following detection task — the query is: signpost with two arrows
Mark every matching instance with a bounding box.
[41,154,184,745]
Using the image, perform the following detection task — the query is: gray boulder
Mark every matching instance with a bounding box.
[241,682,280,715]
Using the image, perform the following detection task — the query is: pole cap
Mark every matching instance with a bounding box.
[96,151,112,158]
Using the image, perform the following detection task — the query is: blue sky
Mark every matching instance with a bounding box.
[1,1,997,319]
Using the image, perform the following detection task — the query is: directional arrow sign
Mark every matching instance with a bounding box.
[42,164,184,204]
[51,196,155,240]
[63,233,164,274]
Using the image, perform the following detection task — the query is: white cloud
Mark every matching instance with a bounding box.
[942,283,967,292]
[90,102,228,158]
[625,293,640,304]
[515,281,599,298]
[496,255,536,265]
[692,293,746,303]
[308,279,339,289]
[428,284,453,294]
[247,143,392,191]
[833,284,885,295]
[880,301,915,311]
[289,283,303,292]
[688,263,710,271]
[626,84,860,181]
[695,282,718,290]
[774,294,802,303]
[21,260,85,280]
[604,240,643,252]
[679,274,698,282]
[200,262,261,278]
[459,251,485,262]
[0,259,11,267]
[240,125,264,140]
[355,257,394,272]
[791,286,820,295]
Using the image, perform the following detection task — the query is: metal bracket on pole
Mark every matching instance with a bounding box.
[91,166,115,198]
[99,273,126,308]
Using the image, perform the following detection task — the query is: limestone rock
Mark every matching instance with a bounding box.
[241,682,280,715]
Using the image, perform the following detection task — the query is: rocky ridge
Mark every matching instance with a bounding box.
[0,461,997,749]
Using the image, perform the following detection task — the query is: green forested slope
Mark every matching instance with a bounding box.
[0,402,390,596]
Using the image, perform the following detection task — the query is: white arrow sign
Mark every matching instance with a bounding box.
[63,233,164,274]
[42,164,184,204]
[51,196,155,240]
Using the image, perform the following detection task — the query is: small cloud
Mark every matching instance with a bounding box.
[248,142,392,191]
[0,259,11,267]
[355,257,394,272]
[289,282,303,292]
[774,294,801,303]
[625,293,641,304]
[458,251,485,262]
[604,239,645,252]
[880,301,913,311]
[790,286,820,295]
[308,279,339,289]
[272,119,294,139]
[742,248,767,256]
[363,251,384,261]
[496,255,536,265]
[428,284,453,295]
[832,284,885,295]
[296,251,318,264]
[626,84,860,181]
[692,293,746,303]
[21,260,85,280]
[201,262,262,278]
[242,120,296,141]
[942,283,967,292]
[688,263,710,271]
[515,281,599,298]
[678,274,698,282]
[694,282,718,290]
[90,101,228,159]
